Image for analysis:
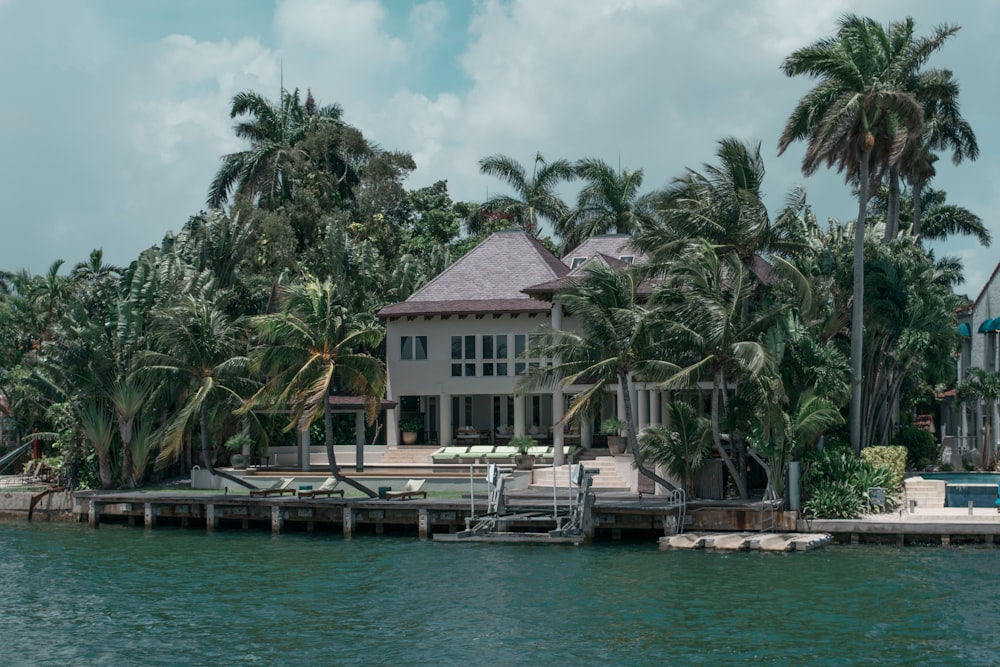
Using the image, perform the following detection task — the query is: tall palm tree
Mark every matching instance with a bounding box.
[556,158,655,252]
[245,277,386,496]
[474,152,575,236]
[779,14,924,455]
[652,242,790,498]
[138,292,256,482]
[207,88,356,210]
[520,264,679,490]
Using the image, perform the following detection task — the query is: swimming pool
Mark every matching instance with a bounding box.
[918,472,1000,507]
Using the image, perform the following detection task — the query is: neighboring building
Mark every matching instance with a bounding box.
[940,261,1000,464]
[376,230,663,464]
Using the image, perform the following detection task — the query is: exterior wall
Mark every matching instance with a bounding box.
[386,310,554,398]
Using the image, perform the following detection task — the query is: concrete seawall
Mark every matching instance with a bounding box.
[0,490,75,521]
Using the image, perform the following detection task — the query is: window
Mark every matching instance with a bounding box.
[570,257,586,269]
[513,334,544,375]
[400,335,427,360]
[451,335,477,376]
[482,334,508,376]
[619,255,635,264]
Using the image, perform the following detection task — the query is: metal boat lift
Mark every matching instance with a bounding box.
[453,464,599,542]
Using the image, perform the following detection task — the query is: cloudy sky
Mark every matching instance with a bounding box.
[2,0,998,294]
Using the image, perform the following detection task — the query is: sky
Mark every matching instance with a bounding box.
[2,0,998,296]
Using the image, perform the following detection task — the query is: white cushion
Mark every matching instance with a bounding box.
[529,425,539,435]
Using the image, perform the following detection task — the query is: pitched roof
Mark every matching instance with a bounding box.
[562,235,646,265]
[523,253,635,297]
[378,230,568,318]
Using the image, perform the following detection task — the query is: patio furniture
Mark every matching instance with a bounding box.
[250,477,297,497]
[432,446,469,463]
[298,478,344,498]
[385,479,427,501]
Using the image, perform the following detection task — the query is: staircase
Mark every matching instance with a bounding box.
[903,478,946,510]
[377,446,439,466]
[530,456,630,491]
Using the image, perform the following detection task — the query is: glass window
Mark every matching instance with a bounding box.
[464,335,476,359]
[619,255,634,264]
[414,336,427,360]
[451,363,461,377]
[482,335,494,360]
[497,363,508,377]
[515,362,526,376]
[571,257,586,269]
[514,334,526,358]
[401,336,413,360]
[465,363,476,376]
[451,336,462,360]
[496,335,507,359]
[483,363,494,376]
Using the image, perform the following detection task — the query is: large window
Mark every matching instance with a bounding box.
[451,335,477,376]
[513,334,543,375]
[482,334,508,376]
[400,335,427,360]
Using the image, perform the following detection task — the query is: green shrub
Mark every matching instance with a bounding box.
[801,445,897,518]
[894,426,938,469]
[861,446,906,494]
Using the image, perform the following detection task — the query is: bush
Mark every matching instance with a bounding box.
[860,446,906,493]
[801,445,897,518]
[894,426,938,469]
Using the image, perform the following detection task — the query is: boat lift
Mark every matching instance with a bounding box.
[455,463,599,541]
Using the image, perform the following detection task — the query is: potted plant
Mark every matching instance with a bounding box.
[510,435,538,470]
[602,416,627,455]
[223,433,254,469]
[399,418,422,445]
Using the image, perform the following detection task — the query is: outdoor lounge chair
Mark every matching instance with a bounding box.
[459,445,495,463]
[249,477,297,497]
[297,478,344,499]
[431,446,468,463]
[485,446,518,460]
[385,479,427,501]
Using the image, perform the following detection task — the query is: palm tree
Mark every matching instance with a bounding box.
[474,152,575,236]
[957,368,1000,469]
[245,277,386,496]
[556,158,655,252]
[638,401,712,496]
[779,14,924,455]
[640,138,808,285]
[652,243,792,498]
[138,292,256,484]
[207,88,355,210]
[521,264,679,490]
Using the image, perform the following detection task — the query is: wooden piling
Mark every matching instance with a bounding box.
[144,502,156,529]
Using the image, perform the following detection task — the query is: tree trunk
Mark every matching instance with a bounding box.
[884,167,900,241]
[119,417,135,489]
[912,178,925,239]
[325,391,376,497]
[712,369,747,498]
[849,147,871,457]
[620,373,677,492]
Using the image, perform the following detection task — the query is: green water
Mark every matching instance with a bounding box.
[1,522,998,666]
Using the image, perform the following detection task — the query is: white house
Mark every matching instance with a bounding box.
[376,230,667,465]
[940,261,1000,466]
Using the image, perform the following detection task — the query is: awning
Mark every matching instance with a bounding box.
[978,318,995,334]
[958,322,972,337]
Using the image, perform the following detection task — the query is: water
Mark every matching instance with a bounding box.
[920,472,1000,485]
[1,522,999,666]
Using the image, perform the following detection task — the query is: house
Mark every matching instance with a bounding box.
[376,230,665,466]
[939,260,1000,465]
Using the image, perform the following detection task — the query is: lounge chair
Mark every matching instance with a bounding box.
[431,446,469,463]
[485,446,518,460]
[298,478,344,499]
[459,445,495,463]
[385,479,427,501]
[249,477,297,497]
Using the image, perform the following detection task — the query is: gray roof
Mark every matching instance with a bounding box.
[378,230,567,318]
[562,235,646,266]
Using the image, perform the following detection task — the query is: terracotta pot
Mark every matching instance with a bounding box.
[402,431,418,445]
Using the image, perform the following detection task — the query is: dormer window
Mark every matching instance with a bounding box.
[619,255,634,264]
[570,257,586,269]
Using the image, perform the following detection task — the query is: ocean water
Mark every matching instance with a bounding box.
[1,521,997,666]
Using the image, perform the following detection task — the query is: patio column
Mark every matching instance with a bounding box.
[580,414,593,450]
[439,393,453,446]
[649,390,661,427]
[385,377,399,448]
[551,300,565,466]
[637,388,649,431]
[514,394,526,437]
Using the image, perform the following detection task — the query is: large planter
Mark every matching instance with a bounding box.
[230,453,248,470]
[401,431,418,445]
[514,454,536,470]
[607,436,626,455]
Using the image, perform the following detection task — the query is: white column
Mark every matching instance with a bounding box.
[649,390,661,427]
[385,376,399,448]
[580,414,593,449]
[439,393,453,446]
[637,388,649,431]
[514,394,526,437]
[355,411,366,472]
